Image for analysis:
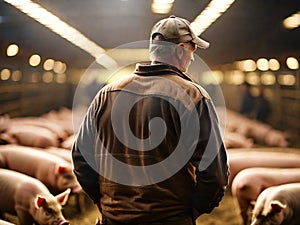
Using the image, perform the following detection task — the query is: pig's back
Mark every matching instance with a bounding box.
[0,169,49,214]
[0,169,17,213]
[0,146,68,174]
[271,183,300,206]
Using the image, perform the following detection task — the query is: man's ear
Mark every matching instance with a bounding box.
[175,44,184,59]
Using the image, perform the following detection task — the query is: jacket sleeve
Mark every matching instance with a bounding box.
[72,100,101,204]
[191,98,229,214]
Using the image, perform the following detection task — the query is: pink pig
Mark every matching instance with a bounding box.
[228,149,300,185]
[251,183,300,225]
[0,169,70,225]
[0,145,81,194]
[231,167,300,225]
[44,147,72,163]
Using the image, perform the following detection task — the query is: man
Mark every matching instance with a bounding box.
[238,81,255,118]
[72,15,229,225]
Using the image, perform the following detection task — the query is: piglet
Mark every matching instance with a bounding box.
[0,169,70,225]
[0,145,81,194]
[251,183,300,225]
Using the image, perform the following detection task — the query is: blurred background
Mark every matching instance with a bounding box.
[1,1,300,225]
[0,0,299,142]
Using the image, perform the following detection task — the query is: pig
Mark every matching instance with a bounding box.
[225,109,290,147]
[0,145,81,194]
[44,147,72,163]
[231,167,300,225]
[60,134,75,150]
[227,149,300,185]
[0,219,15,225]
[42,108,74,136]
[3,124,60,148]
[0,169,70,225]
[0,115,10,133]
[250,183,300,225]
[11,117,68,142]
[224,131,254,149]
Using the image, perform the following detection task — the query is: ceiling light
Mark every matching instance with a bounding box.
[43,72,53,83]
[53,60,66,73]
[261,72,275,85]
[43,59,55,71]
[3,0,118,69]
[278,74,296,86]
[269,58,280,71]
[151,0,174,14]
[29,54,41,67]
[283,11,300,29]
[238,59,256,72]
[256,58,269,71]
[286,56,299,70]
[55,73,67,84]
[226,70,244,85]
[245,72,260,85]
[0,68,11,80]
[191,0,236,35]
[11,70,22,81]
[6,44,19,57]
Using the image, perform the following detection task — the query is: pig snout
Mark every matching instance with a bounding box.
[57,220,70,225]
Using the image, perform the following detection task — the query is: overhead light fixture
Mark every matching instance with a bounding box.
[29,54,41,67]
[256,58,269,71]
[6,43,19,56]
[278,74,296,86]
[191,0,236,35]
[286,56,299,70]
[43,59,55,71]
[0,68,11,81]
[3,0,118,69]
[151,0,174,14]
[283,11,300,30]
[269,58,280,71]
[11,70,22,81]
[261,72,276,85]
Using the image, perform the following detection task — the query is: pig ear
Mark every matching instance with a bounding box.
[250,201,256,209]
[55,188,71,205]
[271,200,286,213]
[36,196,47,208]
[57,166,67,174]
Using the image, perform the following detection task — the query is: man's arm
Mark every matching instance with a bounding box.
[191,98,229,215]
[72,101,101,204]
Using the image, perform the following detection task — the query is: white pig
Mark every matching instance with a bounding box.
[0,219,15,225]
[0,145,81,194]
[251,183,300,225]
[0,169,70,225]
[231,167,300,225]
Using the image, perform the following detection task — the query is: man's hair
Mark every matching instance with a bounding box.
[149,33,176,61]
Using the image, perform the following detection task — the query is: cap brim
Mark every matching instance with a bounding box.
[193,36,210,49]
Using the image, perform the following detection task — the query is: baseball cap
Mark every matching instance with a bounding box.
[150,15,210,49]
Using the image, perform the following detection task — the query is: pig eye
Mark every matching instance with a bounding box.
[46,208,54,216]
[64,174,73,179]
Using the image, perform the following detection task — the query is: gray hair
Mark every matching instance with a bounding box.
[149,34,176,61]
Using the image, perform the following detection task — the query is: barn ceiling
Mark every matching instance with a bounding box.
[0,0,299,70]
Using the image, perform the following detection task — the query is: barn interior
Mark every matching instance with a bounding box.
[0,0,300,224]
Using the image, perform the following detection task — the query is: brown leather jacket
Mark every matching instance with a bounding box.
[72,63,229,223]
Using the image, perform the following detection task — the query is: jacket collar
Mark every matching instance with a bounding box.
[134,62,193,82]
